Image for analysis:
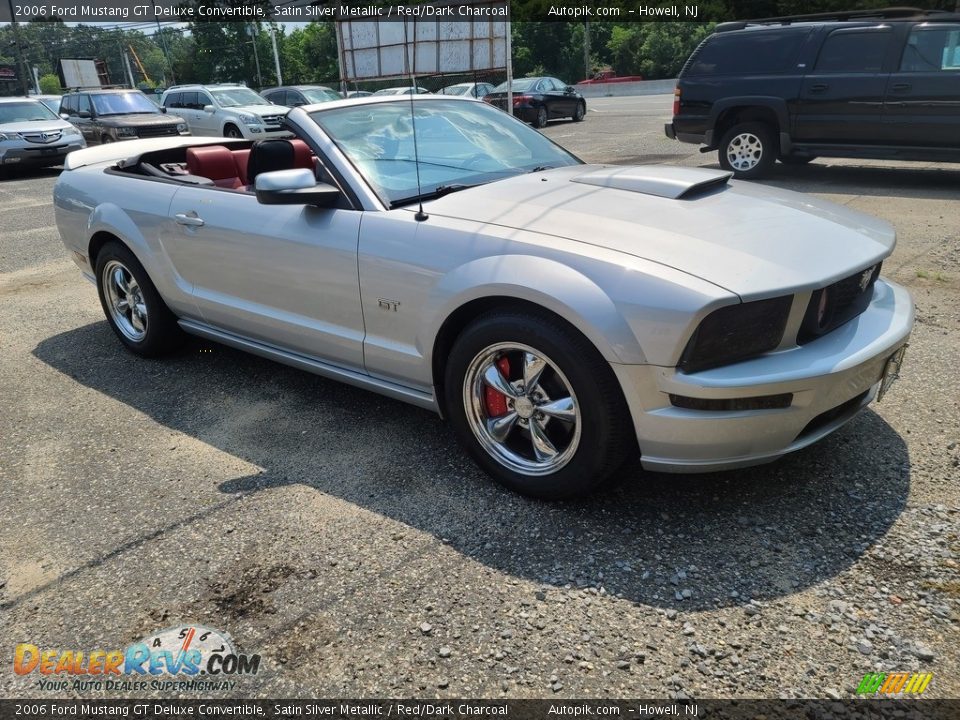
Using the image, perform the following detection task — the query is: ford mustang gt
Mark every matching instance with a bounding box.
[53,96,913,499]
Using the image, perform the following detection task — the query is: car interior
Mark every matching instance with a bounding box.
[117,138,327,192]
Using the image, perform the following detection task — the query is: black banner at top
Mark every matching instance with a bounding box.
[1,1,957,24]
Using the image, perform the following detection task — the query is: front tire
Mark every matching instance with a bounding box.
[95,242,184,357]
[572,102,585,122]
[718,122,776,179]
[224,124,243,139]
[534,106,548,129]
[444,311,635,499]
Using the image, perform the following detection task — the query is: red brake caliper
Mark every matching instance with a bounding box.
[484,356,512,417]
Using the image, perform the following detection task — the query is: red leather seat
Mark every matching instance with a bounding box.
[232,149,251,185]
[185,146,244,189]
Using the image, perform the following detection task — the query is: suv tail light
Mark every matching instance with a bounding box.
[672,87,681,117]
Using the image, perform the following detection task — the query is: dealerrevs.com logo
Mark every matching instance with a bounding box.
[856,672,933,696]
[14,625,261,692]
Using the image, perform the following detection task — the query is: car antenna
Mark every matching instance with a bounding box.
[404,18,428,222]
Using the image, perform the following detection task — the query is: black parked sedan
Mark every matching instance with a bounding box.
[483,77,586,128]
[260,85,342,107]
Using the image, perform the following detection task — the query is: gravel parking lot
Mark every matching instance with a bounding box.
[1,94,957,700]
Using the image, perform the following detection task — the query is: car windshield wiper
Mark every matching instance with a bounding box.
[392,183,480,207]
[528,165,554,173]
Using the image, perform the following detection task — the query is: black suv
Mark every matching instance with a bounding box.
[665,8,960,178]
[60,89,189,146]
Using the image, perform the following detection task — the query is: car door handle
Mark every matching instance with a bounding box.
[809,83,829,93]
[175,212,205,227]
[891,83,912,92]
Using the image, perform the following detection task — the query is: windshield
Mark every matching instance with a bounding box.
[443,85,471,96]
[0,101,59,124]
[311,98,581,207]
[38,97,61,114]
[492,78,539,93]
[302,87,341,103]
[211,87,270,107]
[90,92,159,116]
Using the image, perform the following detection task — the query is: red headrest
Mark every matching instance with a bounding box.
[186,145,243,189]
[289,139,314,171]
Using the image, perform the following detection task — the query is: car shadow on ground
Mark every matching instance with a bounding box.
[0,166,62,183]
[697,159,960,201]
[33,323,911,611]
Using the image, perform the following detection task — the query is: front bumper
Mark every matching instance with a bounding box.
[0,138,86,166]
[613,279,914,473]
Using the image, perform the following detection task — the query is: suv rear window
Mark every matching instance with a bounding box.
[900,25,960,71]
[685,30,807,76]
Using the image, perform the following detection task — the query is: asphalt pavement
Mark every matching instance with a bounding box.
[1,94,957,700]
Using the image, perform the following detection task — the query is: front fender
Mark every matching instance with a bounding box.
[424,254,646,366]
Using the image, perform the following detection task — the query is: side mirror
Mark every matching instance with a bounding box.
[60,113,70,120]
[203,105,215,113]
[77,110,91,119]
[255,169,340,208]
[160,106,167,114]
[565,86,575,93]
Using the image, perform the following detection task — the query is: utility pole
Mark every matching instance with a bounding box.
[6,0,34,96]
[583,21,591,81]
[249,24,263,88]
[267,26,282,86]
[151,3,176,85]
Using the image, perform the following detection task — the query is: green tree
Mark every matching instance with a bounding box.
[38,73,61,94]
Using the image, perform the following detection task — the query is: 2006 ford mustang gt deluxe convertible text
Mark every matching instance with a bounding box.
[54,96,913,499]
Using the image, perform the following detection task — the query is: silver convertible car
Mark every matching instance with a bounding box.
[54,96,913,499]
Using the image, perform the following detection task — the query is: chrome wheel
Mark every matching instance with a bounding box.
[463,343,581,476]
[103,260,148,342]
[726,132,764,171]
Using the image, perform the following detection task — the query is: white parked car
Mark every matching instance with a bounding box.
[53,96,913,498]
[160,84,291,140]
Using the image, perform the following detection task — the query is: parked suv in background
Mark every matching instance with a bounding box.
[665,8,960,178]
[60,89,188,145]
[0,97,85,168]
[160,83,291,139]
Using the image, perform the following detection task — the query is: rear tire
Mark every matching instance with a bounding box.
[718,121,776,179]
[95,241,184,357]
[444,310,635,499]
[534,106,548,129]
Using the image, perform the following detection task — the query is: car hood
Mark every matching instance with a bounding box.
[234,104,289,116]
[421,164,895,299]
[0,119,73,134]
[98,114,182,127]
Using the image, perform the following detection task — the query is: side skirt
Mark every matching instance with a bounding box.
[178,319,440,414]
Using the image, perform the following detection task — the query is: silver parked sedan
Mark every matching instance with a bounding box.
[53,96,913,498]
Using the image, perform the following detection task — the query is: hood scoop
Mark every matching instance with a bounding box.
[570,165,732,200]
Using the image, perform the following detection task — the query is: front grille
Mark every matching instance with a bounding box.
[19,131,61,144]
[136,125,180,139]
[260,114,285,129]
[799,263,881,344]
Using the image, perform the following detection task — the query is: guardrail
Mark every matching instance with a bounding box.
[575,78,678,98]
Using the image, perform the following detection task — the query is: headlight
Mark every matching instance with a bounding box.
[238,113,260,125]
[115,127,137,138]
[176,123,188,133]
[62,126,80,136]
[679,296,793,374]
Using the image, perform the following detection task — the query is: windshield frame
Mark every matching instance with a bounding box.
[309,97,582,209]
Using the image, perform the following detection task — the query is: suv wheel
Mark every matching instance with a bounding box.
[718,122,775,179]
[224,124,243,139]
